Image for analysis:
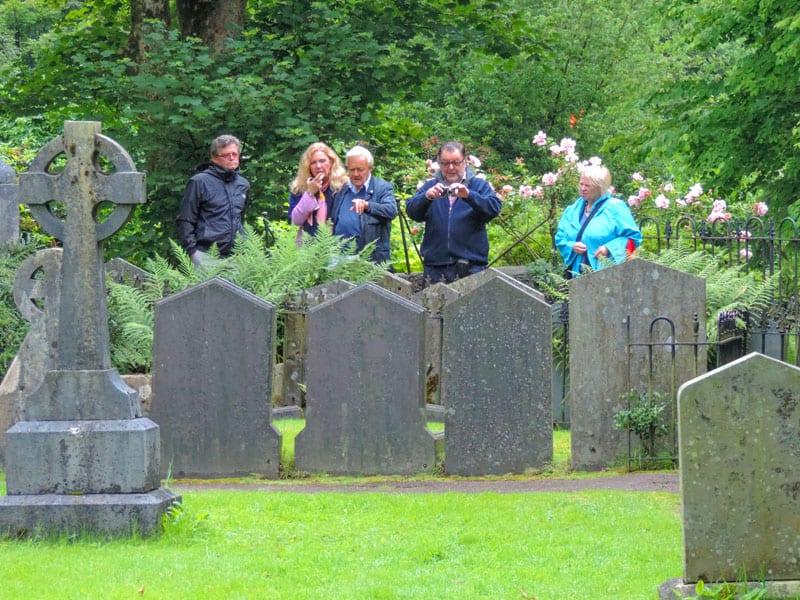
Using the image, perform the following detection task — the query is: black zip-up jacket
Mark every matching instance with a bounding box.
[176,163,250,257]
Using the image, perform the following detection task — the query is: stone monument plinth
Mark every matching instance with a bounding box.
[0,121,179,537]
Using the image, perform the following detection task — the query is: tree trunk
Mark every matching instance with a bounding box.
[175,0,247,51]
[128,0,171,61]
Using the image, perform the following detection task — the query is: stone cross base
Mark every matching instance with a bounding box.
[5,419,161,494]
[659,578,800,599]
[0,489,180,538]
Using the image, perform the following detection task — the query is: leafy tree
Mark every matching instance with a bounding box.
[128,0,169,60]
[175,0,245,49]
[644,0,800,216]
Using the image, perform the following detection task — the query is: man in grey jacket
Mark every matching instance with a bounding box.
[331,145,397,265]
[176,134,250,266]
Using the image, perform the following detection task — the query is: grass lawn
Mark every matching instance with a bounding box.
[0,424,683,599]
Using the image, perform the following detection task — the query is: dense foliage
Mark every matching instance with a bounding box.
[7,0,793,264]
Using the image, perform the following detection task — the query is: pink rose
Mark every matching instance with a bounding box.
[518,185,534,199]
[542,172,558,186]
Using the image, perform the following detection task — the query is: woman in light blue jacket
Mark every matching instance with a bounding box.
[555,165,642,278]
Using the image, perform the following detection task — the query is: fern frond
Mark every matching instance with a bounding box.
[639,247,775,344]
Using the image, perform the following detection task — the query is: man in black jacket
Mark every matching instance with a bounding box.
[177,134,250,266]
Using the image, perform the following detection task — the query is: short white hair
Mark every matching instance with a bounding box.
[346,145,374,167]
[580,164,611,193]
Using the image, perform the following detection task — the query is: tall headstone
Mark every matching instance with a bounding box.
[0,159,19,245]
[150,277,281,478]
[0,121,179,537]
[569,260,706,470]
[295,282,436,475]
[281,279,354,407]
[0,248,62,466]
[659,353,800,598]
[441,269,553,475]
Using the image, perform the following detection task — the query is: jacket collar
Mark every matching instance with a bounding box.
[347,174,373,195]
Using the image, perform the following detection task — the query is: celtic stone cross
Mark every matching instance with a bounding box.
[0,121,178,539]
[19,121,145,419]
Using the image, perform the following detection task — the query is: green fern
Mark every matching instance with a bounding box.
[107,281,156,373]
[107,223,386,373]
[639,247,775,345]
[0,238,44,380]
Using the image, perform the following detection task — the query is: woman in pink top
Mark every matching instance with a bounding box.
[287,142,348,244]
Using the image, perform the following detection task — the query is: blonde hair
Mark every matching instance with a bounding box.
[579,164,612,195]
[290,142,348,194]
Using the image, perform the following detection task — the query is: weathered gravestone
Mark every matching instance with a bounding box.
[0,121,179,537]
[295,282,436,475]
[659,352,800,599]
[0,159,19,245]
[374,270,414,299]
[280,275,412,408]
[441,268,553,475]
[106,256,149,287]
[282,279,354,407]
[150,276,281,478]
[0,248,62,467]
[569,260,706,470]
[411,282,459,406]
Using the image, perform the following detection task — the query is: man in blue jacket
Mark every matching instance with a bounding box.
[177,134,250,266]
[331,145,397,265]
[406,141,502,285]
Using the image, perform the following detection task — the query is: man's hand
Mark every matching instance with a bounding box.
[351,199,369,214]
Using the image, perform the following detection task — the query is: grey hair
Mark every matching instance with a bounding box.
[580,164,612,194]
[438,141,466,159]
[210,134,241,156]
[346,145,374,167]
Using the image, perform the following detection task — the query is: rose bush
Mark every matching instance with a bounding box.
[391,131,772,273]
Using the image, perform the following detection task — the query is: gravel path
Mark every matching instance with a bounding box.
[172,471,679,494]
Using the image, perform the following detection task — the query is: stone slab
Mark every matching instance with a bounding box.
[659,578,800,599]
[0,160,19,245]
[0,247,63,467]
[5,418,161,494]
[679,352,800,583]
[151,277,281,478]
[25,368,140,421]
[295,282,436,475]
[106,257,149,287]
[570,260,706,470]
[442,270,552,475]
[0,488,181,538]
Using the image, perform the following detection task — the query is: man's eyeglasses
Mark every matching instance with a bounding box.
[440,159,465,168]
[216,152,240,159]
